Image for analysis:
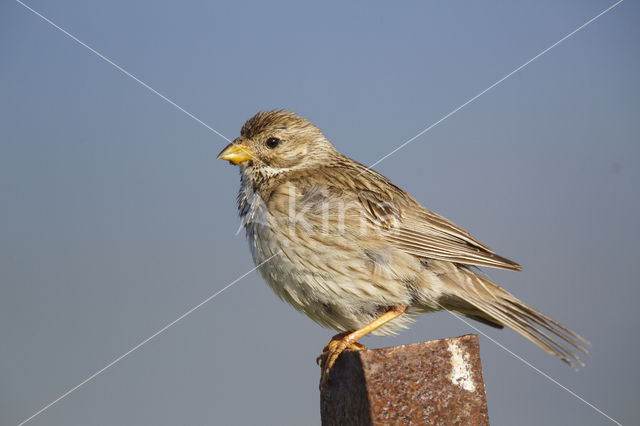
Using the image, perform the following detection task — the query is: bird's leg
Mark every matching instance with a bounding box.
[318,306,407,388]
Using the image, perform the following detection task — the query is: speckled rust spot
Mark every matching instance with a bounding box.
[320,334,489,425]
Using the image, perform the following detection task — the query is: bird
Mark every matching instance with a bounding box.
[217,110,589,387]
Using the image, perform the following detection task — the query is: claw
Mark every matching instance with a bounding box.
[316,307,406,389]
[318,333,368,388]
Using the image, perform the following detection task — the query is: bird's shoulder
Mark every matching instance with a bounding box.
[261,156,406,200]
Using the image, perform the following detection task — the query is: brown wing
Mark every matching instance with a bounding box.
[267,159,521,271]
[352,168,522,271]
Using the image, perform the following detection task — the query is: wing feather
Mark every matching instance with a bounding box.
[267,161,521,271]
[352,169,521,271]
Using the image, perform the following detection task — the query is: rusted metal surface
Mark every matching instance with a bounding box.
[320,334,489,425]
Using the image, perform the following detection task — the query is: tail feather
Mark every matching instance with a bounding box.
[469,294,586,368]
[443,270,590,369]
[505,298,590,347]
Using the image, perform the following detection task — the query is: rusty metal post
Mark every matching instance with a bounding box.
[320,334,489,425]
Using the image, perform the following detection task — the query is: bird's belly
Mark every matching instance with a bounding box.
[244,221,418,334]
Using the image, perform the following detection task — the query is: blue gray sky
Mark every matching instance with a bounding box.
[1,1,638,425]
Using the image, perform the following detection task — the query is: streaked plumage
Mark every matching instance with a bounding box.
[218,110,589,379]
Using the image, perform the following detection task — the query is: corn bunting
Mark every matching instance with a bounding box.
[218,110,589,387]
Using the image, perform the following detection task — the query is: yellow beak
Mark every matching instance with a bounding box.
[217,143,254,165]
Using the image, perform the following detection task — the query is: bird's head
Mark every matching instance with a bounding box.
[217,110,338,174]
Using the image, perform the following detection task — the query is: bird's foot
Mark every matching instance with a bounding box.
[317,332,368,389]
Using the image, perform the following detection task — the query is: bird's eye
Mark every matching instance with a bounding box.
[266,137,280,149]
